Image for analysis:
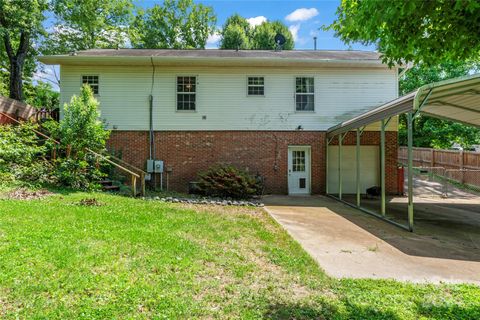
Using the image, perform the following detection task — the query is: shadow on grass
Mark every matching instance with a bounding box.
[263,302,402,320]
[263,301,480,320]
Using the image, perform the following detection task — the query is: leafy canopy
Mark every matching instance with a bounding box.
[220,14,294,50]
[398,61,480,149]
[0,0,49,100]
[328,0,480,66]
[45,0,134,53]
[130,0,216,49]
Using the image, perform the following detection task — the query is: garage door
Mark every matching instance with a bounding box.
[328,145,379,194]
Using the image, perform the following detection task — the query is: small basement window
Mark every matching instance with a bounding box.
[295,77,314,111]
[177,76,196,111]
[82,75,99,95]
[247,76,264,96]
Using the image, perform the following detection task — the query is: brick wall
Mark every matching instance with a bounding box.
[107,130,398,194]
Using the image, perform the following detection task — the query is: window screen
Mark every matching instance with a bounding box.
[295,77,314,111]
[82,75,99,95]
[247,76,265,96]
[177,76,196,111]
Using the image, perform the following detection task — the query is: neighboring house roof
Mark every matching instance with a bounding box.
[38,49,389,68]
[0,96,36,120]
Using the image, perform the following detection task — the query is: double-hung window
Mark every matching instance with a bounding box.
[247,76,264,96]
[295,77,314,111]
[82,75,99,95]
[177,76,196,111]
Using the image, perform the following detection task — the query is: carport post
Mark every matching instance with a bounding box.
[356,128,361,207]
[407,112,414,231]
[380,119,386,216]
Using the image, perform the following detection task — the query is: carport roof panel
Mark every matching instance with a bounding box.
[328,73,480,137]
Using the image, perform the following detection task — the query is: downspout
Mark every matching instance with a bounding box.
[149,57,155,160]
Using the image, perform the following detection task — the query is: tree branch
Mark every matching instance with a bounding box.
[0,12,14,59]
[16,31,30,61]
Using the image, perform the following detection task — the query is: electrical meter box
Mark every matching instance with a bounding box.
[147,160,164,173]
[154,160,164,173]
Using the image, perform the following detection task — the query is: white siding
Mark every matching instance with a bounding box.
[60,65,398,131]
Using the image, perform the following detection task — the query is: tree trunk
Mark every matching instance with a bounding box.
[8,57,24,101]
[2,30,30,101]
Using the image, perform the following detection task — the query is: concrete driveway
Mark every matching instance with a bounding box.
[263,195,480,284]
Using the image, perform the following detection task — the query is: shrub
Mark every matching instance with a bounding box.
[54,157,104,191]
[51,85,110,190]
[0,123,55,187]
[60,85,110,155]
[197,165,261,199]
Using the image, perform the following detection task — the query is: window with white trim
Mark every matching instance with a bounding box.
[295,77,314,111]
[177,76,196,111]
[82,75,99,95]
[247,76,264,96]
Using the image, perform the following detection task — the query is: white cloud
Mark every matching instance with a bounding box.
[289,24,300,42]
[285,8,319,22]
[246,16,267,27]
[206,32,221,49]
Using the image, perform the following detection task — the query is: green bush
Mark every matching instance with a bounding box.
[197,165,261,199]
[0,123,55,187]
[54,157,103,191]
[0,85,111,191]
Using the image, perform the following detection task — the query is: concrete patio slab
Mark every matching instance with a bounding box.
[263,195,480,285]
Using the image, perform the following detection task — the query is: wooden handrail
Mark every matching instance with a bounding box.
[1,110,145,195]
[0,111,60,145]
[87,148,140,178]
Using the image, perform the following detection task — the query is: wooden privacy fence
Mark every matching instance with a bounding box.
[398,146,480,189]
[398,147,480,170]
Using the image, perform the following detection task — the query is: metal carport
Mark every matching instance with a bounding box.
[326,73,480,231]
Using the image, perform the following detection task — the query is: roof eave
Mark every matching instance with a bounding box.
[37,55,388,68]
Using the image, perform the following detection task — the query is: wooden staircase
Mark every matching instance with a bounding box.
[99,180,121,192]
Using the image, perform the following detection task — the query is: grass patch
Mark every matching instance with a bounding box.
[0,189,478,319]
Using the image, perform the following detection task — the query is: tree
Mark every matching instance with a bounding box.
[220,14,294,50]
[398,62,480,149]
[0,0,48,100]
[220,24,250,50]
[45,0,134,53]
[252,21,294,50]
[219,14,250,49]
[130,0,216,49]
[328,0,480,66]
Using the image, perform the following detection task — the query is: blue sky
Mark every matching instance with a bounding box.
[141,0,375,51]
[37,1,375,89]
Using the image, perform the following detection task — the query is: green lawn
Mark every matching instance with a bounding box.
[0,190,479,319]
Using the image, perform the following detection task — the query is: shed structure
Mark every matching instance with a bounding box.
[326,73,480,231]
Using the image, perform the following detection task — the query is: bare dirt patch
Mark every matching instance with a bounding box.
[76,198,104,207]
[3,188,53,200]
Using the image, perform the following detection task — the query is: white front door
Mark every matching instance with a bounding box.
[288,146,311,195]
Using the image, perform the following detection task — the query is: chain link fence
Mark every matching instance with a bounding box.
[402,166,480,199]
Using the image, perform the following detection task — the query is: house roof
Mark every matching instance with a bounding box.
[327,73,480,137]
[38,49,388,68]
